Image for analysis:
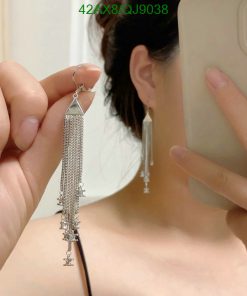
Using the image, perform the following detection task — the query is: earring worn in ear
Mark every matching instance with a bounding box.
[140,106,154,194]
[57,65,94,266]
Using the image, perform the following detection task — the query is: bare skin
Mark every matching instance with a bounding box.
[1,47,247,295]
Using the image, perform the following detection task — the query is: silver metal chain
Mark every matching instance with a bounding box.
[58,90,86,266]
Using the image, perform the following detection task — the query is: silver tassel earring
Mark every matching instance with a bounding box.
[140,107,154,194]
[57,66,93,266]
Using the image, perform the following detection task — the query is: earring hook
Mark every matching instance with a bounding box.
[72,65,93,93]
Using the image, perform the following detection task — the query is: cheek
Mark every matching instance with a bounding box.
[153,56,187,142]
[154,56,184,120]
[154,74,185,136]
[156,57,183,108]
[164,61,184,118]
[156,75,183,114]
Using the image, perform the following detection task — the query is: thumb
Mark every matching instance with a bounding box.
[18,87,97,204]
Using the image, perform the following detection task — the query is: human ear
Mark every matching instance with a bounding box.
[129,45,157,109]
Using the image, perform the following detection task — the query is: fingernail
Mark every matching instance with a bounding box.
[206,67,228,89]
[15,116,39,151]
[170,145,188,160]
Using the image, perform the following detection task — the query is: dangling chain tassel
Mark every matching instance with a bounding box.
[58,86,86,266]
[140,107,154,194]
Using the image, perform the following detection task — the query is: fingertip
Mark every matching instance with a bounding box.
[41,64,102,105]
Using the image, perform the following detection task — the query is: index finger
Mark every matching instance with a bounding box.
[169,146,247,210]
[40,63,101,107]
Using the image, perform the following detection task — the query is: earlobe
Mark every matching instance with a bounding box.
[129,45,157,108]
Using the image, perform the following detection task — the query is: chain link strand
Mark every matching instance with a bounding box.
[58,92,86,266]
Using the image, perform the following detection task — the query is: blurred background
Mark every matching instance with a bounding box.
[0,0,141,219]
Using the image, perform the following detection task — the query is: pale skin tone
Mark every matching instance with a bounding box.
[1,44,247,295]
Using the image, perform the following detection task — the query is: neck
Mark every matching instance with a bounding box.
[113,152,236,244]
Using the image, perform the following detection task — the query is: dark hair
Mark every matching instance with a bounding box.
[89,0,180,139]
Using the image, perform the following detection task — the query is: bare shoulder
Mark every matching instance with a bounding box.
[0,210,89,296]
[0,195,141,296]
